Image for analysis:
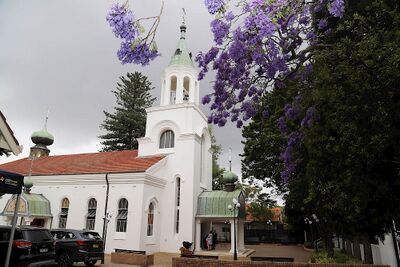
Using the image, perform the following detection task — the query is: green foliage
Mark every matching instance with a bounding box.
[241,0,400,248]
[99,72,156,151]
[247,201,274,225]
[311,251,361,264]
[209,126,226,190]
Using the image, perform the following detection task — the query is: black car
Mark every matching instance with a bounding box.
[0,225,56,267]
[50,229,104,267]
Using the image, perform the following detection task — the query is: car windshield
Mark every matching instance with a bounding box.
[81,232,101,239]
[23,230,53,242]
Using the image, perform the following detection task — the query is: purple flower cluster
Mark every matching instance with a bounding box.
[118,42,158,65]
[329,0,345,18]
[197,0,344,127]
[106,3,159,66]
[106,4,136,40]
[204,0,225,15]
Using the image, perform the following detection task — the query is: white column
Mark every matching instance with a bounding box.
[164,76,171,105]
[160,78,165,105]
[176,75,184,104]
[195,220,202,251]
[229,219,237,253]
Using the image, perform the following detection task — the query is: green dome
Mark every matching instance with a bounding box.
[31,129,54,146]
[223,171,238,184]
[24,176,34,189]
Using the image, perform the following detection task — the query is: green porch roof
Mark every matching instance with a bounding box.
[197,190,246,219]
[2,192,52,218]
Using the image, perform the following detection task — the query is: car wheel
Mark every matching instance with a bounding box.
[84,260,97,266]
[58,251,72,267]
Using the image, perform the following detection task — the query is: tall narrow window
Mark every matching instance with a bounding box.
[175,177,181,234]
[116,198,128,232]
[86,198,97,230]
[160,130,175,148]
[183,77,190,102]
[170,76,177,104]
[59,198,69,228]
[147,203,154,236]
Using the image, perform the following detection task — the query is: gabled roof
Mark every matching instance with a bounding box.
[0,150,164,176]
[0,111,22,156]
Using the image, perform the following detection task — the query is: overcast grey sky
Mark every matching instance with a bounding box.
[0,0,244,177]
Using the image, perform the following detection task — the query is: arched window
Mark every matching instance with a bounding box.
[175,178,181,234]
[160,130,175,149]
[183,77,190,102]
[86,198,97,230]
[59,198,69,228]
[170,76,177,104]
[147,203,155,236]
[116,198,128,232]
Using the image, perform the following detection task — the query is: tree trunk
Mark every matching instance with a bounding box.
[341,237,346,253]
[362,235,374,264]
[345,239,353,255]
[353,235,361,260]
[326,235,334,258]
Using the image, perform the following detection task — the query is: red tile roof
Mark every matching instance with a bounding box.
[0,150,164,176]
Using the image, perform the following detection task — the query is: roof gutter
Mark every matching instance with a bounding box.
[101,173,110,264]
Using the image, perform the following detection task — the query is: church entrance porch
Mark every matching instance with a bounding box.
[195,217,247,255]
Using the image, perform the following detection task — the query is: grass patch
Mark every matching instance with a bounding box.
[311,251,361,263]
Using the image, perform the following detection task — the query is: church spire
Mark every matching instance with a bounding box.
[169,11,193,68]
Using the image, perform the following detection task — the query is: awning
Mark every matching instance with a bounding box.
[196,190,246,219]
[116,210,128,220]
[2,192,52,218]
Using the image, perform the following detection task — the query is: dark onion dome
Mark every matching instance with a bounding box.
[222,171,238,184]
[31,128,54,146]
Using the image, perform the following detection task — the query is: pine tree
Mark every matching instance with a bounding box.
[99,72,156,151]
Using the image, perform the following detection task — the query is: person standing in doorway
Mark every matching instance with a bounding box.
[206,231,213,250]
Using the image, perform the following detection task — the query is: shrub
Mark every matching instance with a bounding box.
[311,251,361,263]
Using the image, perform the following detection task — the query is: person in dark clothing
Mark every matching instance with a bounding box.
[212,230,218,250]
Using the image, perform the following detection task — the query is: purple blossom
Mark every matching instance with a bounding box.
[284,104,301,121]
[329,0,345,17]
[202,94,212,104]
[118,42,158,66]
[106,4,136,41]
[301,107,317,128]
[211,19,230,45]
[204,0,225,15]
[318,18,328,29]
[277,117,288,134]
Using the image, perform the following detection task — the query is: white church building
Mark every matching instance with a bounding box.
[0,23,246,255]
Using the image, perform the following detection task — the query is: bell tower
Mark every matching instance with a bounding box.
[160,22,200,106]
[137,20,212,253]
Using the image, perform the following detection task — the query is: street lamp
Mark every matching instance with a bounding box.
[228,198,240,261]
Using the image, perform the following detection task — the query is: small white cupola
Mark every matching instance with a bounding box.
[160,21,200,106]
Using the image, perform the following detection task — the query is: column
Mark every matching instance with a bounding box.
[238,219,245,251]
[164,77,171,105]
[176,75,184,104]
[160,78,165,105]
[229,219,237,253]
[195,220,202,251]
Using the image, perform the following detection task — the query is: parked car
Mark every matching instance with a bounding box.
[50,229,104,267]
[0,225,56,267]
